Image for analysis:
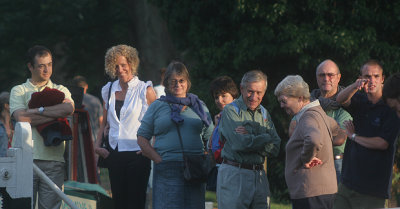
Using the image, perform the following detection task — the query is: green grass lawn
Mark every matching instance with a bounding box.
[270,201,291,209]
[206,191,291,209]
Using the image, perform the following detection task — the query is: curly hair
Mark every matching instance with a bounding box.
[104,45,140,79]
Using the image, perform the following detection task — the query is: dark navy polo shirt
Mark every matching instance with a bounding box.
[341,92,400,198]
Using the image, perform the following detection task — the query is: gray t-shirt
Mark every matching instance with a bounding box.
[83,93,103,141]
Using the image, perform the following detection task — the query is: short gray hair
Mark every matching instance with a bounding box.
[274,75,310,100]
[240,70,268,91]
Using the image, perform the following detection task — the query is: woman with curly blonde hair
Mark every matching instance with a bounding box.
[95,44,156,209]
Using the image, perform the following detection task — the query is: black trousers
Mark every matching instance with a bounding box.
[292,194,335,209]
[107,149,151,209]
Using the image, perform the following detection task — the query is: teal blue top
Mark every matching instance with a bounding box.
[137,99,214,161]
[325,108,352,155]
[219,96,281,164]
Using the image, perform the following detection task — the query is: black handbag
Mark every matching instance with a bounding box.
[97,134,110,168]
[175,122,212,183]
[97,81,113,168]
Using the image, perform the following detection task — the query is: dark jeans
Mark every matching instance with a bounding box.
[107,150,151,209]
[334,159,343,184]
[292,194,335,209]
[153,161,206,209]
[206,165,218,191]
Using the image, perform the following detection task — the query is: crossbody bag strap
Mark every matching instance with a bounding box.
[175,122,186,157]
[102,81,114,149]
[106,81,113,111]
[168,103,186,158]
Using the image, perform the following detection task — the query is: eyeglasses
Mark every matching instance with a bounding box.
[317,73,338,78]
[169,79,186,85]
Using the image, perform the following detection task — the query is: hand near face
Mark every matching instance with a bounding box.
[235,126,248,134]
[304,157,323,169]
[355,79,369,93]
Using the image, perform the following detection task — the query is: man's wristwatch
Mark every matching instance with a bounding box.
[38,107,45,114]
[351,133,357,141]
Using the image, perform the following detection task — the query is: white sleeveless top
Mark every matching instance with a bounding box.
[101,76,152,151]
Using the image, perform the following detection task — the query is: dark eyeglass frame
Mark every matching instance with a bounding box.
[169,79,187,85]
[317,73,339,78]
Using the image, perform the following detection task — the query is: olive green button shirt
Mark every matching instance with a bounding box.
[219,96,281,164]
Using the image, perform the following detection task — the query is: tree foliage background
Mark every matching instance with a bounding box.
[151,0,400,201]
[1,0,400,201]
[0,0,175,97]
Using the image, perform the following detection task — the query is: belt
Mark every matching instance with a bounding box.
[222,159,264,170]
[334,154,344,160]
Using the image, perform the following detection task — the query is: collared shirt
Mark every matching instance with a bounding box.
[293,100,320,123]
[10,79,73,162]
[101,77,152,151]
[342,92,400,198]
[219,96,281,164]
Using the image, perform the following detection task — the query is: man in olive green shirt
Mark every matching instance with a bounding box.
[216,70,281,209]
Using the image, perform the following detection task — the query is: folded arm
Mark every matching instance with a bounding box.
[13,99,74,126]
[219,106,280,154]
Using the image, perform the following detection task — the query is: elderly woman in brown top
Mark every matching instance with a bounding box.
[274,75,346,209]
